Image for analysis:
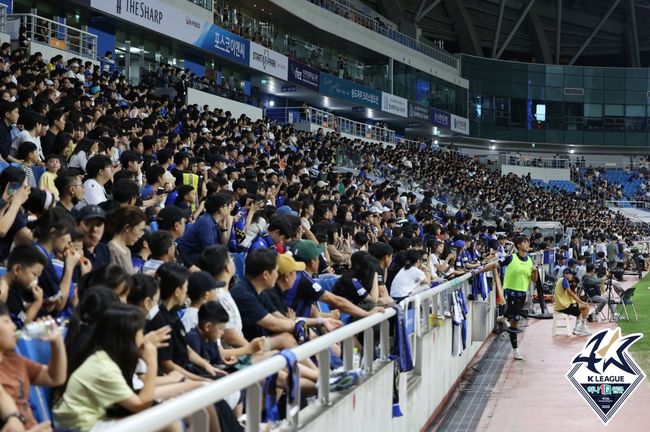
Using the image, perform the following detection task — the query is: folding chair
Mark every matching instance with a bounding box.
[612,287,638,321]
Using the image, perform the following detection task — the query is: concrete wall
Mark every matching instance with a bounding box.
[268,0,467,90]
[501,164,571,182]
[186,88,263,121]
[296,287,495,432]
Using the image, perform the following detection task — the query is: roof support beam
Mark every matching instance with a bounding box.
[556,0,562,64]
[569,0,622,65]
[491,0,507,58]
[496,0,537,58]
[413,0,443,23]
[628,0,641,67]
[525,3,553,63]
[442,0,482,55]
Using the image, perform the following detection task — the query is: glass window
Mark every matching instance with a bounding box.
[604,104,624,116]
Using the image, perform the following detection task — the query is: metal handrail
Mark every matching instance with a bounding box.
[10,13,97,59]
[106,308,396,432]
[306,0,458,69]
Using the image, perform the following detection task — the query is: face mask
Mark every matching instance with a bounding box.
[146,303,159,320]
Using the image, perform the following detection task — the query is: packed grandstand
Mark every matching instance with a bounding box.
[0,2,649,432]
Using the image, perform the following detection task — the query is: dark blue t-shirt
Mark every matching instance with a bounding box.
[230,278,270,341]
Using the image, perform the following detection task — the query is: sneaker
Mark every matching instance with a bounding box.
[496,316,510,328]
[513,348,524,360]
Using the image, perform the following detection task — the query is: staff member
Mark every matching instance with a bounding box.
[483,235,537,361]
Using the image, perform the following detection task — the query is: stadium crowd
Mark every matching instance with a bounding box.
[0,40,644,432]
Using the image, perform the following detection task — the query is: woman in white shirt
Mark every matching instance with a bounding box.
[390,249,431,302]
[68,139,98,172]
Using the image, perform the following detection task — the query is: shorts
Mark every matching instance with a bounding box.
[505,293,526,321]
[557,303,581,317]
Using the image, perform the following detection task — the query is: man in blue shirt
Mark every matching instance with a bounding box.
[176,193,233,265]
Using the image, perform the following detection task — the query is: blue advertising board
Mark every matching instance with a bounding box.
[319,73,381,109]
[195,26,249,66]
[429,108,451,129]
[287,59,320,92]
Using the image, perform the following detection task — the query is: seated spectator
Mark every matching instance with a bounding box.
[333,251,393,309]
[147,262,225,380]
[185,301,244,416]
[176,193,233,264]
[129,230,151,273]
[143,230,176,274]
[79,155,113,207]
[1,245,46,327]
[389,249,431,302]
[68,139,98,173]
[0,302,66,430]
[0,168,32,262]
[107,206,147,275]
[180,271,222,333]
[33,207,90,313]
[76,204,110,270]
[53,304,170,431]
[16,141,39,188]
[54,168,83,218]
[39,154,61,200]
[247,215,293,252]
[554,268,591,336]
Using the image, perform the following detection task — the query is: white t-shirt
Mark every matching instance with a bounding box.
[181,307,198,333]
[82,178,107,206]
[12,130,43,161]
[217,288,242,335]
[390,266,426,298]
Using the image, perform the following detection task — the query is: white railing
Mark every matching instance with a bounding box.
[498,154,571,169]
[107,308,395,432]
[9,13,97,59]
[306,0,458,68]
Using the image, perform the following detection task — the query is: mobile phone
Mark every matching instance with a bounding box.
[156,187,166,196]
[7,182,21,196]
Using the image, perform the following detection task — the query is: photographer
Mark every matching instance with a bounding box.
[582,264,618,321]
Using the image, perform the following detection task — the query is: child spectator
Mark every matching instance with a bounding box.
[16,141,38,188]
[142,230,176,274]
[180,271,223,333]
[0,302,66,430]
[39,154,60,199]
[0,245,47,327]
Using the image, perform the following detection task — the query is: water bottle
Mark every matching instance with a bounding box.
[352,347,361,369]
[17,319,59,340]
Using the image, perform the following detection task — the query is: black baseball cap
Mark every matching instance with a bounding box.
[187,271,226,302]
[77,204,106,222]
[157,205,191,230]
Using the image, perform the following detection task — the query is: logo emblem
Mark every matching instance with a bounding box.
[566,328,645,424]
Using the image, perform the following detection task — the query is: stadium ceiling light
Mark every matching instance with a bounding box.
[490,145,496,150]
[569,149,575,154]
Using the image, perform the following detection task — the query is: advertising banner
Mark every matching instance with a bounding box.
[450,114,470,135]
[408,102,430,121]
[319,73,381,109]
[381,92,408,117]
[429,108,451,130]
[249,42,288,80]
[91,0,249,65]
[287,59,320,91]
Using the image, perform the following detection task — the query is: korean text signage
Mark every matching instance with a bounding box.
[287,60,320,92]
[92,0,249,65]
[381,93,407,117]
[567,328,645,424]
[429,108,451,129]
[450,114,469,135]
[319,73,381,109]
[249,42,288,80]
[408,102,430,121]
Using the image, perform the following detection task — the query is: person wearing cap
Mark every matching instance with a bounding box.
[262,253,341,332]
[482,235,538,360]
[76,204,110,270]
[292,240,388,318]
[180,271,224,333]
[554,267,591,336]
[552,254,567,279]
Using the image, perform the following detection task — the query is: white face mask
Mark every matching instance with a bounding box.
[146,303,160,320]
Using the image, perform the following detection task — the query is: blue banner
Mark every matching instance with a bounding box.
[319,73,381,109]
[429,108,451,130]
[287,59,320,92]
[195,26,249,66]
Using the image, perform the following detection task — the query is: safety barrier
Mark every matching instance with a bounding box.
[105,273,490,432]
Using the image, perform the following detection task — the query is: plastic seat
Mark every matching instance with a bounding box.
[552,312,574,336]
[232,252,246,282]
[15,338,52,422]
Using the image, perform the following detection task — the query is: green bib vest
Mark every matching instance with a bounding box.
[502,253,533,292]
